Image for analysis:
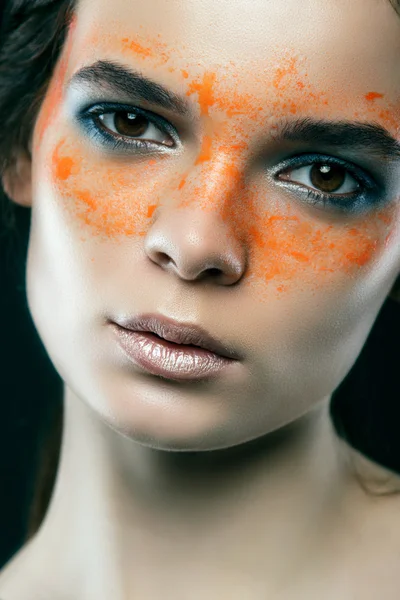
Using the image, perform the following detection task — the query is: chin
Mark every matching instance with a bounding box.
[78,370,243,451]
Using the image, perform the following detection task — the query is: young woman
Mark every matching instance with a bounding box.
[0,0,400,597]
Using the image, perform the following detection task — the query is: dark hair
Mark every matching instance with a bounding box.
[0,0,75,544]
[0,0,399,546]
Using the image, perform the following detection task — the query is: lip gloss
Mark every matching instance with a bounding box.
[111,326,237,381]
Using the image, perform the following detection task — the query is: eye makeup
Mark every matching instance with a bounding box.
[271,153,382,215]
[72,98,393,217]
[76,102,180,154]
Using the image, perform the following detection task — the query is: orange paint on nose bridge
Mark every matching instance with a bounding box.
[177,133,249,212]
[186,71,217,116]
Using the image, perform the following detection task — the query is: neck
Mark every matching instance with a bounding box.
[32,387,361,598]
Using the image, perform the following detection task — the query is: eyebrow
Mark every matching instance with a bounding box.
[277,117,400,161]
[68,59,190,116]
[68,60,400,161]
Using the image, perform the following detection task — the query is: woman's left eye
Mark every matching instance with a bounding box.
[272,155,382,213]
[97,110,174,146]
[279,162,359,196]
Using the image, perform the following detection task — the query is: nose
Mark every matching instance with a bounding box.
[144,140,251,285]
[144,206,247,285]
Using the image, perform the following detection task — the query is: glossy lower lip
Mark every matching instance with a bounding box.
[111,324,237,381]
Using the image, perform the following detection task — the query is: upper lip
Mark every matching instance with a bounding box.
[111,313,241,360]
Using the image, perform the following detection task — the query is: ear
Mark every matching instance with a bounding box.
[1,151,33,208]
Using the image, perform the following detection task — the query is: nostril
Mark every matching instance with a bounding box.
[208,268,222,277]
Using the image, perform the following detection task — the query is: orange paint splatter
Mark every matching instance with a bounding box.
[120,34,170,65]
[75,189,97,211]
[56,155,74,180]
[121,37,153,58]
[195,135,213,164]
[147,204,157,218]
[186,71,217,116]
[273,57,298,91]
[52,138,80,181]
[365,92,384,102]
[181,69,189,79]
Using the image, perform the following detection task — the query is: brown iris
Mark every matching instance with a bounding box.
[310,163,347,193]
[113,112,149,137]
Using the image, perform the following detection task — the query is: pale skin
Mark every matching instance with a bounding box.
[1,0,400,597]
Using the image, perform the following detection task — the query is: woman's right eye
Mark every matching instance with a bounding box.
[95,110,175,147]
[78,104,177,151]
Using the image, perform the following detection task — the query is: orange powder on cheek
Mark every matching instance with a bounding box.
[243,203,396,293]
[52,138,80,180]
[50,136,165,238]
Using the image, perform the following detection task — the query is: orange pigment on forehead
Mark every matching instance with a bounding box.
[120,34,171,65]
[273,56,299,91]
[121,37,153,59]
[73,23,400,137]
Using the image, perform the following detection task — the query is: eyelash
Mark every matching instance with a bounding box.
[272,154,380,214]
[77,103,382,214]
[78,102,179,152]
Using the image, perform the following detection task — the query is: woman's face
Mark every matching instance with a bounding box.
[20,0,400,449]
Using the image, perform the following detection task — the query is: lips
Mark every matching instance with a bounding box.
[111,313,240,360]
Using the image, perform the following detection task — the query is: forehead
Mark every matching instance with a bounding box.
[73,1,400,67]
[70,0,400,117]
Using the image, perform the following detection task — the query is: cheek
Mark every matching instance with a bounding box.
[49,137,170,238]
[239,198,398,296]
